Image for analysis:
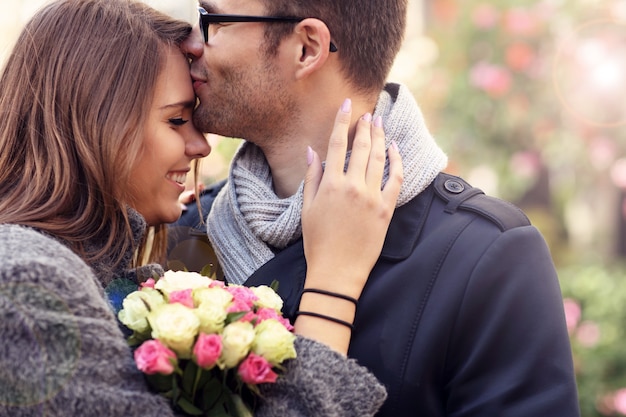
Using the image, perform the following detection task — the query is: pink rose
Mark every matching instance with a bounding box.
[134,340,177,375]
[169,289,194,308]
[193,333,223,369]
[227,286,258,308]
[209,280,226,289]
[227,299,254,314]
[255,307,294,331]
[140,278,156,289]
[238,353,277,384]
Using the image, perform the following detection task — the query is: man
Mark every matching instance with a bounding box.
[172,0,580,415]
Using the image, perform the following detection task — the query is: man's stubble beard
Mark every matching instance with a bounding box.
[192,61,297,147]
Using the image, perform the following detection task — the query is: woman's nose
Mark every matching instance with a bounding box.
[186,129,211,159]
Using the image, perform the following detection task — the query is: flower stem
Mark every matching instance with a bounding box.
[191,366,202,400]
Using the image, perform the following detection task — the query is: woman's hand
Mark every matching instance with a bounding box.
[297,98,403,353]
[301,98,403,299]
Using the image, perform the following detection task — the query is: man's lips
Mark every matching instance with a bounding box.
[193,79,206,90]
[190,73,206,90]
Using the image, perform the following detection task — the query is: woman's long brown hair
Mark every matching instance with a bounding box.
[0,0,192,267]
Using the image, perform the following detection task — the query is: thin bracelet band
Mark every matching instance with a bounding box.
[301,288,358,308]
[294,311,354,330]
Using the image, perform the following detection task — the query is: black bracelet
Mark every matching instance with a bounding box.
[294,311,354,330]
[301,288,358,308]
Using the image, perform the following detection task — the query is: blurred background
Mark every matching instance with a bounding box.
[2,0,626,415]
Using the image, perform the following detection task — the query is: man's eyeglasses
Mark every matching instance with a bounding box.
[198,7,338,52]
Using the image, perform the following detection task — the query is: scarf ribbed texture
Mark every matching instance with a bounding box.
[207,83,448,284]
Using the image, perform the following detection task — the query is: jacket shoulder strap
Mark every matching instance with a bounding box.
[433,172,530,232]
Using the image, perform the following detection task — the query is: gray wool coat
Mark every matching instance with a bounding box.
[0,214,386,417]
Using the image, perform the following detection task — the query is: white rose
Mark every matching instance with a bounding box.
[155,270,212,295]
[250,285,283,311]
[218,321,255,369]
[118,288,166,333]
[148,303,200,359]
[252,319,297,366]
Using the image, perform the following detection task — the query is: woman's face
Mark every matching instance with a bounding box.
[130,45,210,226]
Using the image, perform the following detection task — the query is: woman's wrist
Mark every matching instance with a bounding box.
[293,287,358,354]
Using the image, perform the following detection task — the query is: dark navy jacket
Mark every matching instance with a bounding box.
[170,173,580,417]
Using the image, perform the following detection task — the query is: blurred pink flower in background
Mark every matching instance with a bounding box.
[588,136,618,170]
[509,151,541,180]
[613,388,626,415]
[576,320,601,348]
[506,42,536,72]
[472,4,500,29]
[611,158,626,189]
[504,8,539,37]
[469,61,512,96]
[563,298,582,335]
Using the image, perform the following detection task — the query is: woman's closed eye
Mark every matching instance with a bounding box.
[168,117,188,126]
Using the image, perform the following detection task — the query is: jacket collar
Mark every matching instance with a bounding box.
[380,182,434,260]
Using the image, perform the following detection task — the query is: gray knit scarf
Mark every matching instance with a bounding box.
[207,83,448,284]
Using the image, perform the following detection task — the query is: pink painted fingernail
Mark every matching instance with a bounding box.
[374,116,383,128]
[362,113,372,122]
[391,140,399,152]
[341,98,352,113]
[307,146,314,166]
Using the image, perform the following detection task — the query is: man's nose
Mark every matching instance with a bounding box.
[181,25,204,61]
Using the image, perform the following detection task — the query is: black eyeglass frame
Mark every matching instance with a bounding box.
[198,7,337,52]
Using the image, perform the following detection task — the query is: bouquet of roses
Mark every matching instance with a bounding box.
[117,270,297,416]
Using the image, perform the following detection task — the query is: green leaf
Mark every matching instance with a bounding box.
[171,374,181,403]
[167,260,189,272]
[200,263,216,278]
[228,393,254,417]
[206,406,231,417]
[182,361,199,397]
[127,332,150,347]
[226,311,248,324]
[269,280,280,292]
[145,373,175,393]
[176,397,204,416]
[200,376,225,411]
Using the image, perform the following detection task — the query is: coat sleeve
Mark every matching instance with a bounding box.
[0,228,174,417]
[445,225,580,417]
[257,337,387,417]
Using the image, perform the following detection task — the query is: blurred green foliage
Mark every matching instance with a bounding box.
[560,262,626,416]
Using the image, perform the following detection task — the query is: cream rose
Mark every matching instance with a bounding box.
[193,287,233,310]
[218,321,255,369]
[252,319,297,366]
[118,288,166,334]
[250,285,283,311]
[148,303,200,358]
[194,302,228,334]
[155,270,212,295]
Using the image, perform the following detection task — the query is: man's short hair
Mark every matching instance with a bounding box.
[261,0,408,94]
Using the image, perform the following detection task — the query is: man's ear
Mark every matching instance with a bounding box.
[291,18,333,80]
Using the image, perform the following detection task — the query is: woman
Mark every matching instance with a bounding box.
[0,0,402,416]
